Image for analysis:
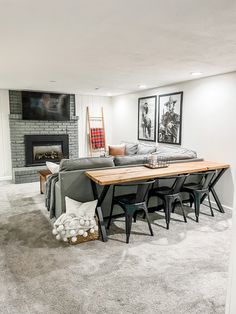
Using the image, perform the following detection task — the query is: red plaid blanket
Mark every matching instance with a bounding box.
[90,128,105,149]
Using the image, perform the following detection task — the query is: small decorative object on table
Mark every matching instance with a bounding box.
[145,155,170,169]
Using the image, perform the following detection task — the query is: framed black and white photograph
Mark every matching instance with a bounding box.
[138,96,157,142]
[158,91,183,145]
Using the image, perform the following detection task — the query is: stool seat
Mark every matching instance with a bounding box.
[149,186,174,196]
[114,193,137,205]
[183,183,204,191]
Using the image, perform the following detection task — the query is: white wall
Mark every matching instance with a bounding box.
[75,94,112,157]
[0,90,11,180]
[111,72,236,210]
[112,71,236,314]
[226,188,236,314]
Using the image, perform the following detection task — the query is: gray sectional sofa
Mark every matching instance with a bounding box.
[48,143,202,219]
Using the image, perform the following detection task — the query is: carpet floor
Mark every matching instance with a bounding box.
[0,181,232,314]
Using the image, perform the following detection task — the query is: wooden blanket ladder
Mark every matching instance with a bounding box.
[87,107,106,157]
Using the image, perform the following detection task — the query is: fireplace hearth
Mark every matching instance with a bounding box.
[25,135,69,166]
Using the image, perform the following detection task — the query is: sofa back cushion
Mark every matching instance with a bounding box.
[122,142,139,155]
[154,146,197,160]
[137,143,157,155]
[114,155,148,166]
[59,157,115,172]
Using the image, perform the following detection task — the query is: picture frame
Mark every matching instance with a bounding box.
[158,91,183,145]
[138,95,157,142]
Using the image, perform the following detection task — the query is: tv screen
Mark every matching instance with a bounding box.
[22,91,70,121]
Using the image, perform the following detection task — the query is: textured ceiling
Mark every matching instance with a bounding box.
[0,0,236,95]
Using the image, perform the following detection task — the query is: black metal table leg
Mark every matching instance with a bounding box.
[90,180,110,242]
[210,168,227,213]
[201,168,227,213]
[210,187,224,213]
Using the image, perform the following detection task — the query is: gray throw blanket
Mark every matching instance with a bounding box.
[45,173,59,218]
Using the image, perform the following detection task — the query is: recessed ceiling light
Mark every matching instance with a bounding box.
[49,80,56,83]
[138,84,147,89]
[95,87,100,90]
[191,72,203,76]
[106,93,112,96]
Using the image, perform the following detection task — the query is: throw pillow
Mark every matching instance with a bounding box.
[65,196,82,216]
[65,197,98,218]
[108,144,126,156]
[121,142,138,155]
[46,161,60,174]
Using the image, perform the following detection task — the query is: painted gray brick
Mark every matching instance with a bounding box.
[9,90,78,183]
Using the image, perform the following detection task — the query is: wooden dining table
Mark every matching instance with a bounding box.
[85,160,230,242]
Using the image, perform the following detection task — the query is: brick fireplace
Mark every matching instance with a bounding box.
[9,91,78,183]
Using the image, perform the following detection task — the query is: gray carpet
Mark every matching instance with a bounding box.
[0,181,232,314]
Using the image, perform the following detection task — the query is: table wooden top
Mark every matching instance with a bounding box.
[85,161,230,185]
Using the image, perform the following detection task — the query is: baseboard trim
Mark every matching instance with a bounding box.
[203,200,233,212]
[0,176,12,181]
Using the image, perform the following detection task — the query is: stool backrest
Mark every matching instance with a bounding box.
[200,171,215,190]
[170,174,189,194]
[135,180,156,203]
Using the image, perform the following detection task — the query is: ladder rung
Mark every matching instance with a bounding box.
[91,148,105,151]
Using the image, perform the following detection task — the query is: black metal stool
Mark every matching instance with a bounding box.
[182,171,215,222]
[148,174,189,229]
[107,180,155,243]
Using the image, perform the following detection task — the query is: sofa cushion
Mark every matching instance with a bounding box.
[108,144,126,156]
[59,157,115,172]
[154,146,197,160]
[137,143,157,155]
[123,142,139,155]
[114,155,148,166]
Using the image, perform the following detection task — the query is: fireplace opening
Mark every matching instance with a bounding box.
[25,135,69,166]
[33,145,63,161]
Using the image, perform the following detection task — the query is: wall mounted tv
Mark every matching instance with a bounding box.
[22,91,70,121]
